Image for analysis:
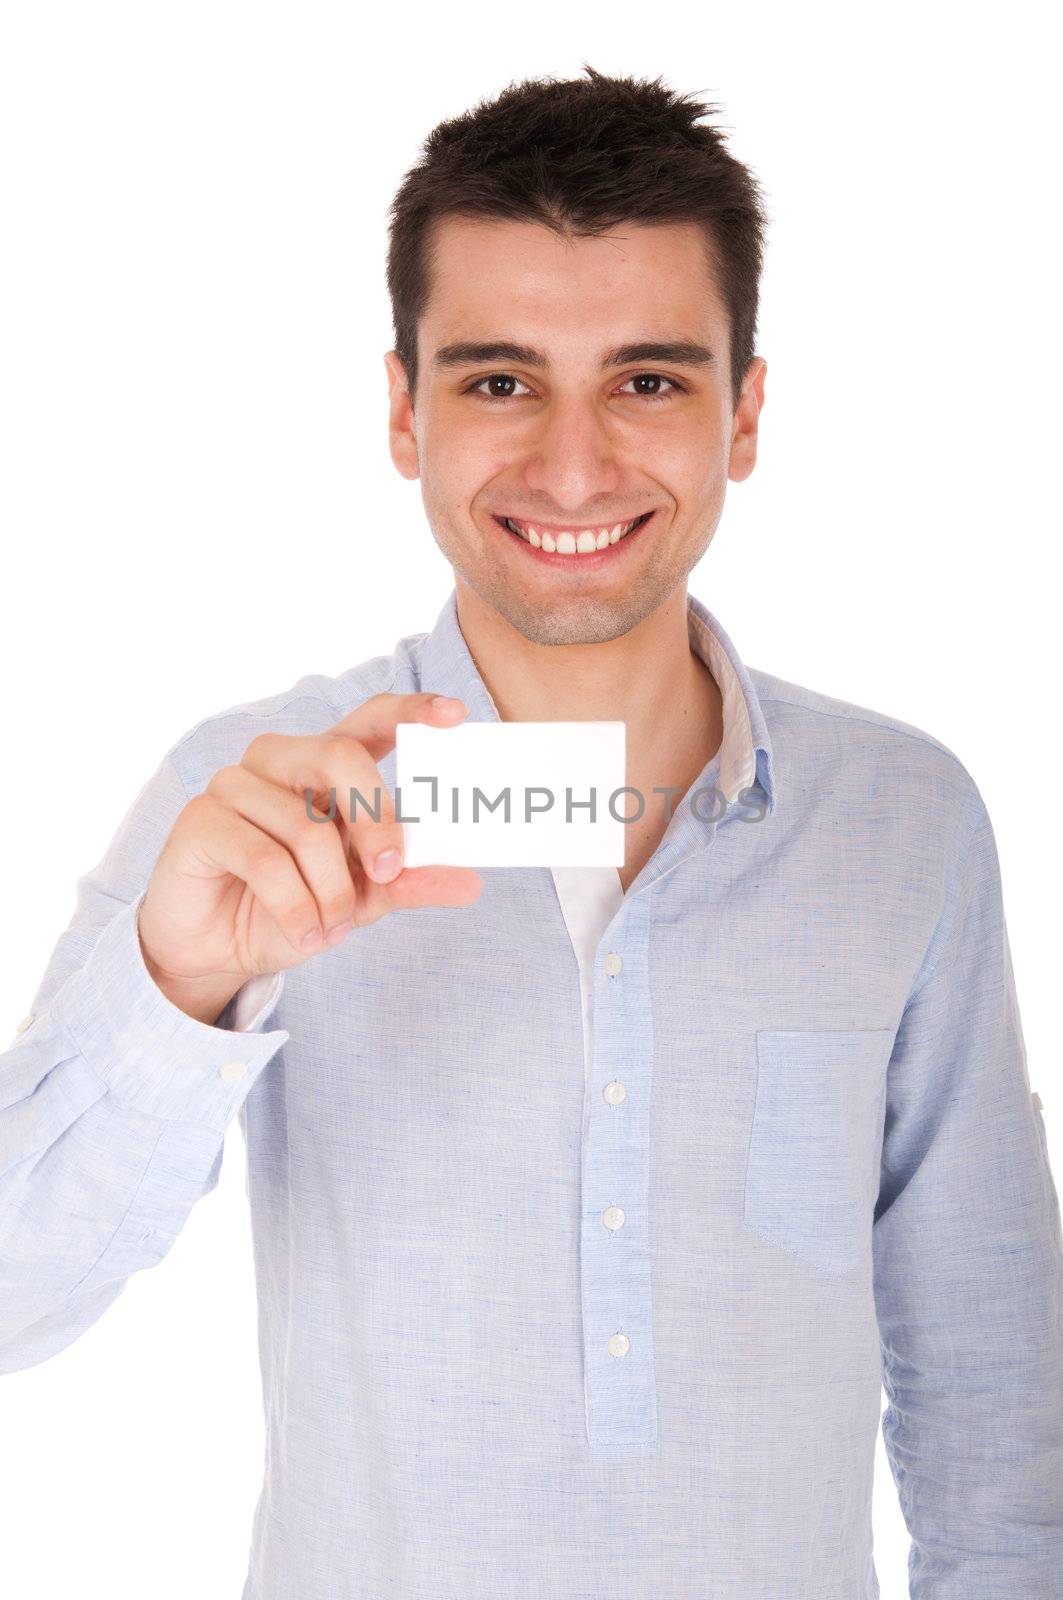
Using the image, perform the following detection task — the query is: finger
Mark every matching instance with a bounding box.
[177,793,329,956]
[326,690,467,763]
[205,764,357,939]
[319,810,483,927]
[345,860,484,923]
[239,730,408,886]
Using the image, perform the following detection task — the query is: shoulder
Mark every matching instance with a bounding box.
[748,665,988,832]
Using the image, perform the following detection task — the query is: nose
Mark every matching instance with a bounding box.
[519,391,623,513]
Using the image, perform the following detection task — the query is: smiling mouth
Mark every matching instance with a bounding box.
[492,511,654,554]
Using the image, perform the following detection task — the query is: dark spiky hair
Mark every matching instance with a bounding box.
[386,65,771,411]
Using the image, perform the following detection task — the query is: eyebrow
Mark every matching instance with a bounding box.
[432,339,717,371]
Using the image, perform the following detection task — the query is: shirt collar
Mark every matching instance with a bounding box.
[685,591,778,814]
[418,587,777,817]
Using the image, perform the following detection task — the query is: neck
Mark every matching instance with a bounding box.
[450,578,724,799]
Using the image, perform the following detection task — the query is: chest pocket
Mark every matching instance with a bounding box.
[743,1028,894,1276]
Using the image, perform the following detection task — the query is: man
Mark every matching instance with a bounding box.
[2,65,1061,1600]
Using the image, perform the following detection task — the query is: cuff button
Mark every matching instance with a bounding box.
[218,1059,248,1083]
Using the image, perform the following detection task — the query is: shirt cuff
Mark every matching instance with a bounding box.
[50,890,290,1133]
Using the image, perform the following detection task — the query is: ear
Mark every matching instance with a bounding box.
[728,357,767,485]
[384,351,419,481]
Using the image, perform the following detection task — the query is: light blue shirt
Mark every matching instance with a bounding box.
[2,586,1061,1599]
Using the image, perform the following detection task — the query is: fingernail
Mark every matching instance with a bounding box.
[430,695,464,711]
[371,848,403,882]
[325,921,352,946]
[301,927,323,950]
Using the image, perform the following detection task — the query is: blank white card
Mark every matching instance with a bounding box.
[395,720,627,868]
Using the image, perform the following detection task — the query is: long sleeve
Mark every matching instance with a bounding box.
[873,782,1063,1597]
[0,750,290,1376]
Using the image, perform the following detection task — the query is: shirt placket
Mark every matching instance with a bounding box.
[579,798,723,1455]
[581,883,659,1452]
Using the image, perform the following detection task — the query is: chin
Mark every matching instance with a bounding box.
[499,586,659,648]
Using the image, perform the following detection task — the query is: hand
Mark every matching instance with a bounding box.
[137,691,481,1020]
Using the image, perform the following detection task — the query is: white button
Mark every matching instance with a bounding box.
[1032,1090,1044,1111]
[608,1332,630,1358]
[218,1059,248,1083]
[14,1013,34,1036]
[603,1081,627,1105]
[603,952,623,976]
[603,1205,625,1231]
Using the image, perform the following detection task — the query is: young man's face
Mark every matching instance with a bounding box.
[386,216,765,647]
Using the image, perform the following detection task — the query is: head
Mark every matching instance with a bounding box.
[384,65,770,648]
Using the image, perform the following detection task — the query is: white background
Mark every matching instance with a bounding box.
[1,3,1059,1595]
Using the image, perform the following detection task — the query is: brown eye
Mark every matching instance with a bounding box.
[619,373,683,401]
[465,374,531,400]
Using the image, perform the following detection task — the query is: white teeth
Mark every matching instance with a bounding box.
[503,514,645,553]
